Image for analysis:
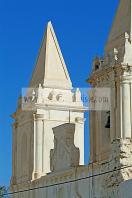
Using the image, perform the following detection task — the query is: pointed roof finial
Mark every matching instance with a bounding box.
[30,21,72,89]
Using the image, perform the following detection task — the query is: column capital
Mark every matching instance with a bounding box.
[33,113,45,120]
[121,80,132,84]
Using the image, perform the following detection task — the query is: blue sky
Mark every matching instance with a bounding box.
[0,0,118,187]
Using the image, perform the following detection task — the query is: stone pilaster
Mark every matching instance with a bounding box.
[121,80,131,138]
[33,114,44,180]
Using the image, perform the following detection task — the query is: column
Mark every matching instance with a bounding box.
[122,81,131,138]
[33,114,44,179]
[115,80,122,138]
[110,84,116,141]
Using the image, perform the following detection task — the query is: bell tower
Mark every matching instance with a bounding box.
[88,0,132,164]
[11,22,85,187]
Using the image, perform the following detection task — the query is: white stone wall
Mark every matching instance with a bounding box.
[10,139,132,198]
[9,165,121,198]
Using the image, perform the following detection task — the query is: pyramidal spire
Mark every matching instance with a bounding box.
[105,0,132,53]
[30,21,72,89]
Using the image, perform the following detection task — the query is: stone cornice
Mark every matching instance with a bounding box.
[87,64,132,86]
[34,103,86,112]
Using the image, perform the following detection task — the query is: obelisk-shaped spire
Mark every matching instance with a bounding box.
[105,0,132,53]
[30,22,72,89]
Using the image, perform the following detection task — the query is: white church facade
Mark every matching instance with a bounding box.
[10,0,132,197]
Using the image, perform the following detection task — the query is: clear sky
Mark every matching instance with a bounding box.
[0,0,118,187]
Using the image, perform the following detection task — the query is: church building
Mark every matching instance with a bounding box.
[10,0,132,197]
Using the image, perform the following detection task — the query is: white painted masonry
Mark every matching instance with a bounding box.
[10,21,85,186]
[10,0,132,197]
